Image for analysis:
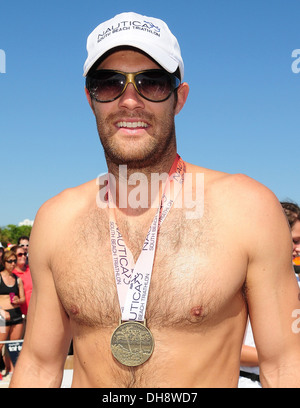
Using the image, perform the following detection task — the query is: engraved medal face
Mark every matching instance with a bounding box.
[111,321,154,367]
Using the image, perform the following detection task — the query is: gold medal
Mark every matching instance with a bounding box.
[111,320,154,367]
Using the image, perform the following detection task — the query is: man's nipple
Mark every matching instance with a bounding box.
[70,305,80,315]
[190,306,203,318]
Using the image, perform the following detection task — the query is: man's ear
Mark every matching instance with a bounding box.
[85,87,95,113]
[174,82,189,115]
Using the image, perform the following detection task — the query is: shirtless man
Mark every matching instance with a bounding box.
[10,12,300,388]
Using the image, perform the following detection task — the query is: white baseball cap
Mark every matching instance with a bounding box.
[83,12,184,80]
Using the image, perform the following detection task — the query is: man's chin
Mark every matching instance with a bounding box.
[103,143,159,168]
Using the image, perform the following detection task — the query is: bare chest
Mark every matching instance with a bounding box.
[52,207,247,329]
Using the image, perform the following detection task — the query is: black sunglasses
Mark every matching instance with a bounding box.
[17,253,27,257]
[6,259,17,264]
[86,69,181,103]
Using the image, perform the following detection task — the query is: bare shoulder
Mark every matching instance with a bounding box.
[35,179,98,226]
[185,161,287,237]
[30,179,99,258]
[187,161,281,210]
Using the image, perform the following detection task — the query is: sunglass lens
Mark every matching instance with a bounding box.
[136,71,172,101]
[89,72,125,102]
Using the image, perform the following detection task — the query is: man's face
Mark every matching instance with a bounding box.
[86,49,181,168]
[19,239,29,253]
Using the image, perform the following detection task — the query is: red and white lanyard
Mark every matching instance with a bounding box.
[108,154,185,322]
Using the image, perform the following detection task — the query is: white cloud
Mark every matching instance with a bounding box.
[18,219,34,227]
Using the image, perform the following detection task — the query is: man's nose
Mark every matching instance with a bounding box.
[118,83,145,110]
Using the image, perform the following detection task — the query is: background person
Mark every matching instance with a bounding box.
[281,202,300,277]
[17,236,29,266]
[11,246,32,317]
[0,251,25,375]
[0,247,4,272]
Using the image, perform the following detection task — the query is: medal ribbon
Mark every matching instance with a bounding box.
[108,154,185,322]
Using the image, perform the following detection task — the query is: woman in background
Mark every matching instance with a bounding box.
[0,250,25,375]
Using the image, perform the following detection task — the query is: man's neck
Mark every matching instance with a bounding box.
[106,149,178,180]
[101,150,178,215]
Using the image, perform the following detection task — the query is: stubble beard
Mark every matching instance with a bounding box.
[96,110,177,170]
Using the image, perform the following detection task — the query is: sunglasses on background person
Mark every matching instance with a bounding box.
[17,253,27,257]
[86,69,181,103]
[5,259,17,264]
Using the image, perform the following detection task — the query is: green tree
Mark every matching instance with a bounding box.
[0,225,32,247]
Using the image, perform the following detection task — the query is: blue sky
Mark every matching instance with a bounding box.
[0,0,299,227]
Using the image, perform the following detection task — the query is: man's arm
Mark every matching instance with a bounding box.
[10,198,72,388]
[244,180,300,387]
